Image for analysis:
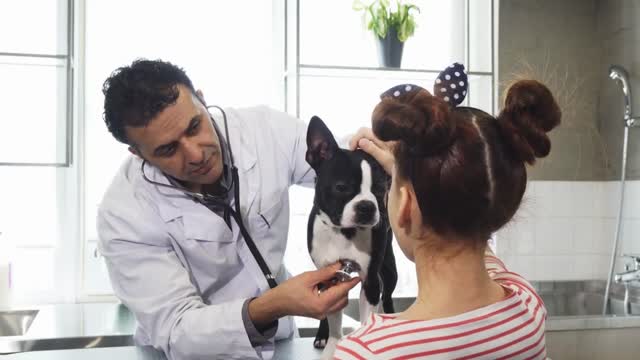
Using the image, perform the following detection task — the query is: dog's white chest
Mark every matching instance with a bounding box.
[309,212,372,278]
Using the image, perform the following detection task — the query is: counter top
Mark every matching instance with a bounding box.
[0,302,358,354]
[4,338,322,360]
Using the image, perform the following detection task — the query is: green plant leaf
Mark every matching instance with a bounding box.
[353,0,419,40]
[352,0,367,11]
[376,6,388,38]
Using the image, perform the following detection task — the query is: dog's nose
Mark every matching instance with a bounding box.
[355,200,377,223]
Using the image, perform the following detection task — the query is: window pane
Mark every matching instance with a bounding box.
[84,0,280,294]
[0,57,68,164]
[0,167,60,247]
[0,0,68,55]
[83,241,114,295]
[85,0,277,108]
[12,248,56,301]
[84,0,279,240]
[298,68,438,138]
[401,0,466,70]
[300,0,465,70]
[468,74,494,114]
[469,0,493,72]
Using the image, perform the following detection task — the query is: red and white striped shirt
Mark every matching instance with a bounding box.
[334,253,547,360]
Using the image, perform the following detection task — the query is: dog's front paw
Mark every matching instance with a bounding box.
[313,318,329,349]
[314,336,328,349]
[320,337,339,360]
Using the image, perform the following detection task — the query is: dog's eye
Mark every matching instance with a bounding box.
[334,183,349,193]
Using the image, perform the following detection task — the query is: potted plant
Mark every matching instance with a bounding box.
[353,0,420,68]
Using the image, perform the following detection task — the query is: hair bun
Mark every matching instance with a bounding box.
[497,80,561,164]
[372,89,455,156]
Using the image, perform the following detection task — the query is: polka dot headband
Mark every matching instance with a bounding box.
[380,63,468,107]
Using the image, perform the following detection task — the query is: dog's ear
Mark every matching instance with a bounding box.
[306,116,339,170]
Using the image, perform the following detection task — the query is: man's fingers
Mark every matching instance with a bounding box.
[307,263,343,283]
[327,297,349,314]
[318,277,360,303]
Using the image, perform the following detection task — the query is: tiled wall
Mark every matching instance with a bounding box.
[597,0,640,180]
[499,0,609,181]
[497,181,640,280]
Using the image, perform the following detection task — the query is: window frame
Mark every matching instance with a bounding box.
[0,0,75,167]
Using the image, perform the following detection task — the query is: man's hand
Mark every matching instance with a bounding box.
[349,127,395,175]
[248,263,360,328]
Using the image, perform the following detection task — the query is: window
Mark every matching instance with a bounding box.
[283,0,496,297]
[0,0,76,304]
[0,0,73,165]
[1,0,494,305]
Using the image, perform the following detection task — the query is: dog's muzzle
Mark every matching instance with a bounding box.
[354,200,378,225]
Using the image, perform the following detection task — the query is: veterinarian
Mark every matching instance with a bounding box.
[96,59,359,360]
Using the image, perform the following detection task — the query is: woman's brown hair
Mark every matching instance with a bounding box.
[372,80,561,243]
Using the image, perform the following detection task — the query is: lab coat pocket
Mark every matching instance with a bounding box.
[183,210,235,243]
[182,211,241,287]
[251,194,285,234]
[247,193,288,274]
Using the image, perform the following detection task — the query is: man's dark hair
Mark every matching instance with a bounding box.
[102,59,197,144]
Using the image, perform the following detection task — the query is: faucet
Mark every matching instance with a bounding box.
[614,254,640,315]
[609,65,640,127]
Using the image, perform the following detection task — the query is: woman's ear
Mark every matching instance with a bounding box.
[397,185,412,229]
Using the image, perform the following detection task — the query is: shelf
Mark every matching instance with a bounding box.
[297,64,493,81]
[295,65,496,119]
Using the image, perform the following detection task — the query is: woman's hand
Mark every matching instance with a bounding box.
[349,127,395,175]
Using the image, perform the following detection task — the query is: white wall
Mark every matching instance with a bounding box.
[497,181,640,281]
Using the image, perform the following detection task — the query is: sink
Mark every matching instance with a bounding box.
[0,310,38,337]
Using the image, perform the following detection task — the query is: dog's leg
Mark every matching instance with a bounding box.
[320,311,343,360]
[358,287,378,325]
[313,318,329,348]
[381,231,398,314]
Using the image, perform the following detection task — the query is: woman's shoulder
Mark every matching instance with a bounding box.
[484,251,546,312]
[336,290,547,359]
[334,313,394,359]
[492,270,546,313]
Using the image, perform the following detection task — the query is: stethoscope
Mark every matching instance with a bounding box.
[140,105,278,289]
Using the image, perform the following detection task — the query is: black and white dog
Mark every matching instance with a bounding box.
[305,116,398,358]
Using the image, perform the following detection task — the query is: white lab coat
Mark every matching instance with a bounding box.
[97,106,315,360]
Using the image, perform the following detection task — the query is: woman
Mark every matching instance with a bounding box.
[337,72,560,359]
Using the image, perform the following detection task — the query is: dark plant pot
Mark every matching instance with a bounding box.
[376,27,404,68]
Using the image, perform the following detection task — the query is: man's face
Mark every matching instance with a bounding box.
[125,85,224,189]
